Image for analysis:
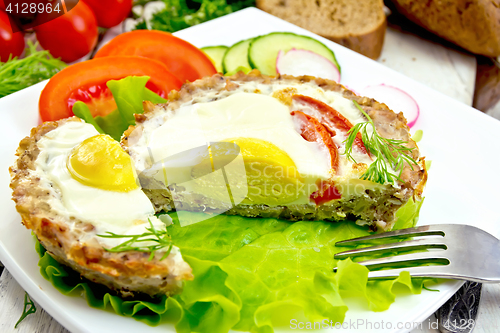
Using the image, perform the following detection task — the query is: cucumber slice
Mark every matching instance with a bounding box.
[248,32,340,76]
[222,38,253,74]
[201,45,228,73]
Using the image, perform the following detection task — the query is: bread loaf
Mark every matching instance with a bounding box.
[387,0,500,57]
[256,0,387,59]
[474,57,500,111]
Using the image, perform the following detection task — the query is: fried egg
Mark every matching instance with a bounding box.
[127,83,377,206]
[34,121,169,248]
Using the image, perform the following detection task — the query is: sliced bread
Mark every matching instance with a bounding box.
[256,0,387,59]
[387,0,500,57]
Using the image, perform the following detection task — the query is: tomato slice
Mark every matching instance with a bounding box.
[291,110,339,173]
[94,30,217,83]
[39,56,182,122]
[293,94,369,155]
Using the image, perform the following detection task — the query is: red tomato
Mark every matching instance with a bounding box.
[94,30,217,83]
[293,94,369,156]
[34,1,98,63]
[39,56,182,122]
[0,10,24,62]
[81,0,132,28]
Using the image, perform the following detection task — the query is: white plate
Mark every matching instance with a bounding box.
[1,7,499,333]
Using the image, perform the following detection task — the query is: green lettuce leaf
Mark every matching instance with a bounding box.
[94,109,129,142]
[393,197,424,230]
[72,102,104,134]
[72,76,167,141]
[36,198,429,332]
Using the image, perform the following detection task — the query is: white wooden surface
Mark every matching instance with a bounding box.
[1,21,499,333]
[380,27,500,333]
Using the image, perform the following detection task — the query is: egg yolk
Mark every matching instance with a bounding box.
[67,134,139,192]
[192,138,304,205]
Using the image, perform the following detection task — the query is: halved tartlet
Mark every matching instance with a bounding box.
[123,71,427,231]
[10,118,192,297]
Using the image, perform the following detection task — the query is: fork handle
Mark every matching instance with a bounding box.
[436,281,482,333]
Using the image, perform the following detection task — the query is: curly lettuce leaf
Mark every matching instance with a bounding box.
[72,102,105,134]
[35,238,184,326]
[72,76,167,141]
[393,197,424,230]
[36,198,428,332]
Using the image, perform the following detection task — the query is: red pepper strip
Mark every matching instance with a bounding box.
[292,94,369,155]
[291,111,339,173]
[311,181,342,205]
[291,110,342,205]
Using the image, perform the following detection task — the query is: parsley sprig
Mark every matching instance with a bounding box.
[134,0,255,32]
[0,41,66,98]
[15,292,37,328]
[344,101,418,184]
[97,219,173,261]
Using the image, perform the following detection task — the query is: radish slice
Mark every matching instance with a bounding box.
[276,49,341,82]
[361,84,420,128]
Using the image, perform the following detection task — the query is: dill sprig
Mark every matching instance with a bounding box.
[15,292,37,328]
[0,40,66,98]
[344,101,418,184]
[97,219,173,261]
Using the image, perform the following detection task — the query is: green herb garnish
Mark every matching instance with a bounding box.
[344,101,418,184]
[97,219,173,261]
[134,0,254,32]
[15,292,37,328]
[0,41,66,98]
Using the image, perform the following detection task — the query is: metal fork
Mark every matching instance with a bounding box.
[333,224,500,282]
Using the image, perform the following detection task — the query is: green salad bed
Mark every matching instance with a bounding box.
[36,198,429,333]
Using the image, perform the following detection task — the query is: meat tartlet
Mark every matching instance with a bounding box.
[10,118,193,297]
[123,71,427,231]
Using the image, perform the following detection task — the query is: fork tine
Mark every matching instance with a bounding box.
[367,266,497,283]
[335,225,445,247]
[366,266,453,280]
[333,251,449,272]
[356,251,449,269]
[334,238,447,259]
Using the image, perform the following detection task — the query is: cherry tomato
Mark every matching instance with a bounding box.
[34,1,98,63]
[293,94,369,155]
[0,10,24,62]
[81,0,132,28]
[39,56,182,122]
[94,30,217,83]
